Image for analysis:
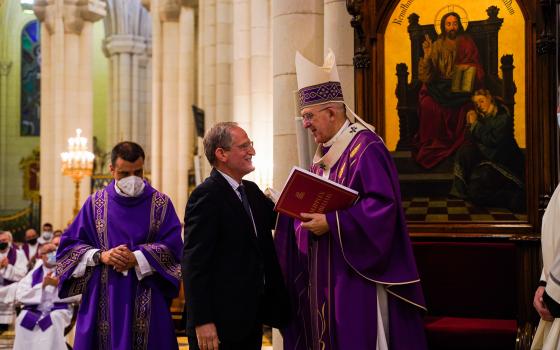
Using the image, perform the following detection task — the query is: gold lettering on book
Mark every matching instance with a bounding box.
[296,192,305,200]
[309,192,334,213]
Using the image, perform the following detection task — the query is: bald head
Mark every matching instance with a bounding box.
[39,243,57,256]
[25,228,38,241]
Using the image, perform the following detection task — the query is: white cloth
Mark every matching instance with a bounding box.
[13,262,80,350]
[72,248,154,280]
[0,248,28,323]
[532,184,560,350]
[26,243,38,260]
[37,236,52,245]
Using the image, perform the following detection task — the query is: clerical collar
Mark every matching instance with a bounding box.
[323,119,350,147]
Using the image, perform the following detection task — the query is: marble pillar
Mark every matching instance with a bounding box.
[324,0,354,109]
[0,60,11,208]
[147,0,196,216]
[271,0,323,188]
[34,0,106,228]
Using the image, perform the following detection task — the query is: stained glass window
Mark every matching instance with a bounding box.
[21,20,40,136]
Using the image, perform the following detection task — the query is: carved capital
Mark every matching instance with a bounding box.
[141,0,151,11]
[159,0,181,22]
[0,61,12,77]
[537,34,555,55]
[34,0,106,35]
[103,34,147,56]
[353,52,370,69]
[181,0,198,8]
[33,0,55,34]
[63,0,106,34]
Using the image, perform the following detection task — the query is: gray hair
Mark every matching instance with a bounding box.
[0,231,13,242]
[203,122,239,165]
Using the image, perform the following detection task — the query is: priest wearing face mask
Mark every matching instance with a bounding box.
[0,231,28,332]
[13,241,80,350]
[21,228,40,263]
[38,223,54,245]
[56,141,183,350]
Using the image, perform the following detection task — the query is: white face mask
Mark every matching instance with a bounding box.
[116,176,145,197]
[42,231,53,241]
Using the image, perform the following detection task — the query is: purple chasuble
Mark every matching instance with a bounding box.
[56,180,183,350]
[275,129,428,349]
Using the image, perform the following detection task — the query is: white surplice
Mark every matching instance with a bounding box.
[532,185,560,350]
[13,262,80,350]
[0,247,27,324]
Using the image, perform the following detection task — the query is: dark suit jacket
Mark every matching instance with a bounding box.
[182,169,290,342]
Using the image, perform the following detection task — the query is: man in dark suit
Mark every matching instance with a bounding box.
[183,122,289,350]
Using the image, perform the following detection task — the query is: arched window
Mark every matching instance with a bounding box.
[21,20,40,136]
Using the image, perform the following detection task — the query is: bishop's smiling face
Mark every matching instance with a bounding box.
[301,105,339,144]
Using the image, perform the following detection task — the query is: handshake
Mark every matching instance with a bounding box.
[100,245,137,273]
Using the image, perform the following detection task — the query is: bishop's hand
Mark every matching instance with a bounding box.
[300,213,329,236]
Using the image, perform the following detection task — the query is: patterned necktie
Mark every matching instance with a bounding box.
[237,185,257,236]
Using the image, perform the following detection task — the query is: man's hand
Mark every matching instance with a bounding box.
[42,271,59,288]
[466,110,478,124]
[422,34,433,58]
[115,247,137,273]
[300,213,329,236]
[101,245,132,270]
[0,257,8,269]
[534,286,554,321]
[195,323,219,350]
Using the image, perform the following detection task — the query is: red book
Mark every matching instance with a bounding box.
[274,166,359,220]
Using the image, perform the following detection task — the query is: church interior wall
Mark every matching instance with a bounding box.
[92,20,109,161]
[0,1,39,211]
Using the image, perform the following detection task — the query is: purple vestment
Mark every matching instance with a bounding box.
[275,128,428,349]
[56,180,182,350]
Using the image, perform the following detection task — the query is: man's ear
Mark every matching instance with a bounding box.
[215,148,227,163]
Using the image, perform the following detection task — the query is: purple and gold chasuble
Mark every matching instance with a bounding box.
[275,125,428,349]
[56,181,182,350]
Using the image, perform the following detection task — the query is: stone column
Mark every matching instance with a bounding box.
[271,0,323,189]
[324,0,354,109]
[104,35,148,145]
[34,0,106,228]
[148,0,196,216]
[215,0,232,122]
[249,0,272,188]
[103,0,152,151]
[0,60,11,208]
[232,0,250,128]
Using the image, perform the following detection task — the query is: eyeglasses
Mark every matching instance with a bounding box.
[301,107,330,122]
[223,141,254,152]
[236,141,254,151]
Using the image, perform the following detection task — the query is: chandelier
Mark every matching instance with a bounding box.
[61,129,95,217]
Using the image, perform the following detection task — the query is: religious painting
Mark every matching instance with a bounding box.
[19,148,40,200]
[384,1,526,222]
[20,20,41,136]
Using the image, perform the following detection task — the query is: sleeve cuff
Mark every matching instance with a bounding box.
[71,249,99,277]
[133,250,154,280]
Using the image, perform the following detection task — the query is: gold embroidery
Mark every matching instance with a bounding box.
[132,287,152,350]
[93,190,111,350]
[318,302,327,350]
[144,243,181,281]
[350,143,362,158]
[337,162,346,180]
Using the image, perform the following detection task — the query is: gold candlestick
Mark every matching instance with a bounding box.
[61,129,95,218]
